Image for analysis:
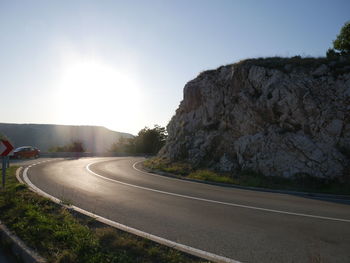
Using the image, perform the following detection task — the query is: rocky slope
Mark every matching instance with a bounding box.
[159,58,350,178]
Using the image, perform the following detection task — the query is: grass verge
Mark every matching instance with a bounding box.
[188,170,236,184]
[143,158,350,195]
[0,166,210,263]
[143,158,193,175]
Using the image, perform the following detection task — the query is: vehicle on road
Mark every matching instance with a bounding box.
[13,146,40,159]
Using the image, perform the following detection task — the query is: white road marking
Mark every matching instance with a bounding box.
[132,160,201,184]
[15,167,24,184]
[22,162,240,263]
[133,161,350,203]
[87,161,350,223]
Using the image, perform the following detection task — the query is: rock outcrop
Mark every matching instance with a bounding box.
[159,58,350,178]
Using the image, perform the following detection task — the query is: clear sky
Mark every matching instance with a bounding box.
[0,0,349,135]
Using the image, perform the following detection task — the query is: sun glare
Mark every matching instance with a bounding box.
[55,59,141,132]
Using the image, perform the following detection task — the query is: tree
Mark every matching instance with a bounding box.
[49,141,85,152]
[68,141,85,152]
[110,125,167,155]
[332,21,350,55]
[134,125,167,154]
[109,137,135,154]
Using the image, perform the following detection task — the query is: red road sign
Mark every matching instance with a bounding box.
[0,140,14,156]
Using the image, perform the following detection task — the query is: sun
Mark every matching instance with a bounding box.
[54,59,141,131]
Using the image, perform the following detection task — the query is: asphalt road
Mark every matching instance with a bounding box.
[7,157,54,167]
[22,157,350,263]
[0,250,15,263]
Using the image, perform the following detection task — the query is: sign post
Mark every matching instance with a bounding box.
[2,157,6,188]
[0,140,14,188]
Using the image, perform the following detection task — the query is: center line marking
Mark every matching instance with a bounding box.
[22,160,240,263]
[86,161,350,223]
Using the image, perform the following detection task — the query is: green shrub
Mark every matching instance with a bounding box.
[110,125,167,155]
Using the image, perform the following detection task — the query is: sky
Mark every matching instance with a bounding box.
[0,0,349,135]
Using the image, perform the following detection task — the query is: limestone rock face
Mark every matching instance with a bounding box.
[159,60,350,178]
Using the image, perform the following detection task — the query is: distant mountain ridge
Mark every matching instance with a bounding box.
[0,123,133,152]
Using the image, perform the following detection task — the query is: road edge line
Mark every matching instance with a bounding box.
[0,167,46,263]
[23,163,241,263]
[87,161,350,223]
[133,161,350,202]
[16,167,24,184]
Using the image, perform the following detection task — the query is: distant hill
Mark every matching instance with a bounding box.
[0,123,133,152]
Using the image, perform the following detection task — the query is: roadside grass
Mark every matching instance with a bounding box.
[0,167,210,263]
[143,158,350,195]
[188,170,236,184]
[143,158,193,175]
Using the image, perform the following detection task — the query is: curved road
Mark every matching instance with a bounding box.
[22,157,350,263]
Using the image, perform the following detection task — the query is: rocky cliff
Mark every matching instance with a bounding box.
[159,58,350,178]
